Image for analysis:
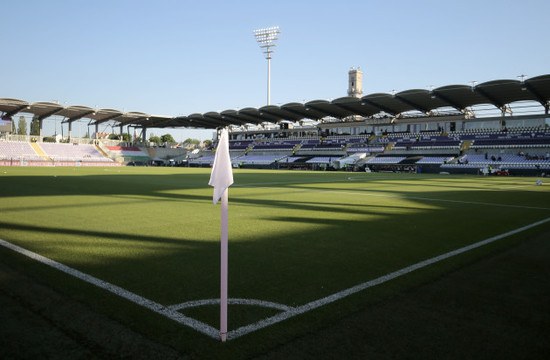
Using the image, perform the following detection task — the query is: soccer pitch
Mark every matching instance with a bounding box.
[1,167,549,356]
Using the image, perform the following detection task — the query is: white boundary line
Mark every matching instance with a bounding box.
[0,238,220,339]
[227,217,550,339]
[169,298,293,312]
[1,217,549,341]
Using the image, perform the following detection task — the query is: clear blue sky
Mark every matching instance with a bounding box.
[2,0,549,141]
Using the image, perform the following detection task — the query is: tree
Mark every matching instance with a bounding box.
[17,116,27,135]
[30,116,40,136]
[183,138,200,146]
[203,139,212,147]
[149,135,161,144]
[121,133,131,142]
[161,134,175,143]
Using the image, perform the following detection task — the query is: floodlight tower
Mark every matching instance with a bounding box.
[254,26,280,105]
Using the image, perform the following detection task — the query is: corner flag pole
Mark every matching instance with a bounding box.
[220,188,229,342]
[208,128,233,342]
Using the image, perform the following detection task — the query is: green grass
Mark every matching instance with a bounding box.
[1,167,549,358]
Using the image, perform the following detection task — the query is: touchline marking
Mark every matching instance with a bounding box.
[1,217,549,341]
[0,238,219,340]
[226,217,550,340]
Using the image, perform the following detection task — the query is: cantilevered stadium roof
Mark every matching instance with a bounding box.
[1,74,549,130]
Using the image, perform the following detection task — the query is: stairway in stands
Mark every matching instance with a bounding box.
[94,144,110,159]
[30,143,50,160]
[461,140,472,151]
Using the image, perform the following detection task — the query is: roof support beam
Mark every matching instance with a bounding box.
[304,104,348,119]
[61,110,96,124]
[36,108,63,121]
[257,108,301,122]
[221,113,254,126]
[149,118,176,128]
[90,114,122,125]
[393,95,429,114]
[201,114,234,127]
[4,104,29,117]
[360,99,396,116]
[522,82,547,106]
[430,91,464,112]
[473,87,506,114]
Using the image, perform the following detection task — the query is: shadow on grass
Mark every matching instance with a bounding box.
[1,170,550,357]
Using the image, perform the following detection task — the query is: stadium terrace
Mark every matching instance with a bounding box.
[1,74,549,175]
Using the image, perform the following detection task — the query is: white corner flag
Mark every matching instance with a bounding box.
[209,129,234,205]
[208,129,233,342]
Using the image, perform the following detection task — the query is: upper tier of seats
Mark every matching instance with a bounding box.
[228,129,550,155]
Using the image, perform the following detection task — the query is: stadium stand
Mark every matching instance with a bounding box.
[1,74,549,173]
[415,156,453,165]
[106,146,150,164]
[236,155,284,165]
[38,143,112,162]
[106,146,149,157]
[306,157,338,164]
[366,156,407,164]
[0,141,44,161]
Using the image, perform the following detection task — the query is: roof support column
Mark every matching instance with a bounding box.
[142,127,147,143]
[68,121,72,141]
[95,123,99,139]
[39,119,43,140]
[120,124,124,139]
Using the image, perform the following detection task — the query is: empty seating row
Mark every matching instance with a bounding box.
[415,156,453,164]
[441,163,550,170]
[367,157,406,164]
[0,141,112,162]
[0,141,43,161]
[234,155,284,165]
[38,143,111,162]
[306,157,338,164]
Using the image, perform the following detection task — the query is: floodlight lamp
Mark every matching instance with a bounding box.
[253,26,281,105]
[253,26,280,58]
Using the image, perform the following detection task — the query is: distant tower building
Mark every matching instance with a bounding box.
[348,67,363,98]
